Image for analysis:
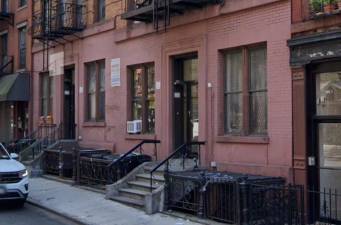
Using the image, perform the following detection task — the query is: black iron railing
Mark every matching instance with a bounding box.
[32,2,86,40]
[150,141,205,191]
[106,139,161,184]
[19,124,63,162]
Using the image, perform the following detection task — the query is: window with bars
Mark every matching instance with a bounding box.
[18,26,26,69]
[86,60,105,122]
[40,73,54,116]
[224,45,267,136]
[129,64,155,134]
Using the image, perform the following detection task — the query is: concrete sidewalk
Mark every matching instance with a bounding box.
[27,178,205,225]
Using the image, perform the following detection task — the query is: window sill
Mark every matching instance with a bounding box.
[216,135,269,144]
[83,121,106,127]
[125,134,156,141]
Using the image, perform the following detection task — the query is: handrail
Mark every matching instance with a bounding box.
[150,141,205,191]
[106,139,161,184]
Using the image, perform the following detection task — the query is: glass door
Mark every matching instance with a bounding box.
[311,69,341,223]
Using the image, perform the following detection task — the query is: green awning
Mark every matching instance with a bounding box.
[0,73,30,102]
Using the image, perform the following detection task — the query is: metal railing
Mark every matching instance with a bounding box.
[150,141,205,191]
[19,124,63,162]
[106,139,161,184]
[32,2,86,40]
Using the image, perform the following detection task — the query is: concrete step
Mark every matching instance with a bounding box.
[110,195,144,208]
[127,180,161,192]
[136,173,165,183]
[119,188,150,200]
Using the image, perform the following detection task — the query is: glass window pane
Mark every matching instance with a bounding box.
[316,72,341,116]
[133,68,143,97]
[98,91,105,120]
[147,65,155,96]
[183,58,198,81]
[249,47,267,91]
[147,100,155,133]
[250,92,267,135]
[318,123,341,221]
[99,62,105,91]
[225,50,243,92]
[87,63,96,93]
[225,93,243,134]
[88,93,96,120]
[132,100,142,121]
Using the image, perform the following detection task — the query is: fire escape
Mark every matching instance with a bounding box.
[31,0,86,71]
[0,1,13,76]
[122,0,224,31]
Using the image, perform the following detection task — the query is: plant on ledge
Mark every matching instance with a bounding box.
[310,0,337,15]
[324,0,337,14]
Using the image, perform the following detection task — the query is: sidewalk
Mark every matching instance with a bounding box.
[27,178,205,225]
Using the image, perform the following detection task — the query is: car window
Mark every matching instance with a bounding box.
[0,143,10,159]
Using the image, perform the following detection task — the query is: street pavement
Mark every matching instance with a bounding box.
[0,202,80,225]
[28,178,209,225]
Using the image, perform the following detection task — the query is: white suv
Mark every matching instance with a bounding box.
[0,143,29,206]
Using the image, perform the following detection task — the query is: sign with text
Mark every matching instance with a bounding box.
[111,58,121,87]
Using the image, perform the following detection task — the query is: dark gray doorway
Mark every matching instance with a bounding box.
[63,67,75,139]
[173,54,199,150]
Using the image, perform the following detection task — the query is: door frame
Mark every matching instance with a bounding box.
[307,60,341,222]
[62,65,76,140]
[172,52,198,150]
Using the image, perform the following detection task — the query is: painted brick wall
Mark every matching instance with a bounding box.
[31,0,292,179]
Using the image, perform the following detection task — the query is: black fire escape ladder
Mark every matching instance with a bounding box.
[0,56,13,75]
[153,0,170,32]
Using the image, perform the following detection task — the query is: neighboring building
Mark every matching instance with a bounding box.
[31,0,292,179]
[0,0,31,143]
[289,0,341,222]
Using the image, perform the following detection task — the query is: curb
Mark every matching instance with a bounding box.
[26,199,88,225]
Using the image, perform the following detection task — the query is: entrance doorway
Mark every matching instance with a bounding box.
[173,54,199,150]
[308,61,341,223]
[63,67,75,139]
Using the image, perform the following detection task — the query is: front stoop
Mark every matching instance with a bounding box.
[106,162,165,214]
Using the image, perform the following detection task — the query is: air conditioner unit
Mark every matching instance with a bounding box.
[127,120,142,134]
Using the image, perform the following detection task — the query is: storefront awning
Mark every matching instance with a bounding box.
[0,73,30,102]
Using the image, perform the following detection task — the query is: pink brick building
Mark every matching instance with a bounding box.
[31,0,292,180]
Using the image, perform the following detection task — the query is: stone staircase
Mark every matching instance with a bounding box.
[106,162,166,214]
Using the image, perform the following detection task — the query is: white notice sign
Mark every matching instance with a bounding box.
[111,58,121,87]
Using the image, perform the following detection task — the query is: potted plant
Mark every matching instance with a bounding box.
[311,0,324,15]
[324,0,336,14]
[337,0,341,10]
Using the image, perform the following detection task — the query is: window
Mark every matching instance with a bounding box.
[18,0,27,8]
[18,26,26,69]
[86,60,105,121]
[40,73,53,116]
[224,45,267,136]
[129,64,155,134]
[95,0,105,22]
[1,0,9,13]
[0,33,8,66]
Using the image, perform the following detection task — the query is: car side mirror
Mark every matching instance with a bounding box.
[10,153,19,160]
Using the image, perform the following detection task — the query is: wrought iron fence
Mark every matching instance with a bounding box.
[42,148,74,178]
[307,187,341,224]
[205,181,239,223]
[166,172,206,216]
